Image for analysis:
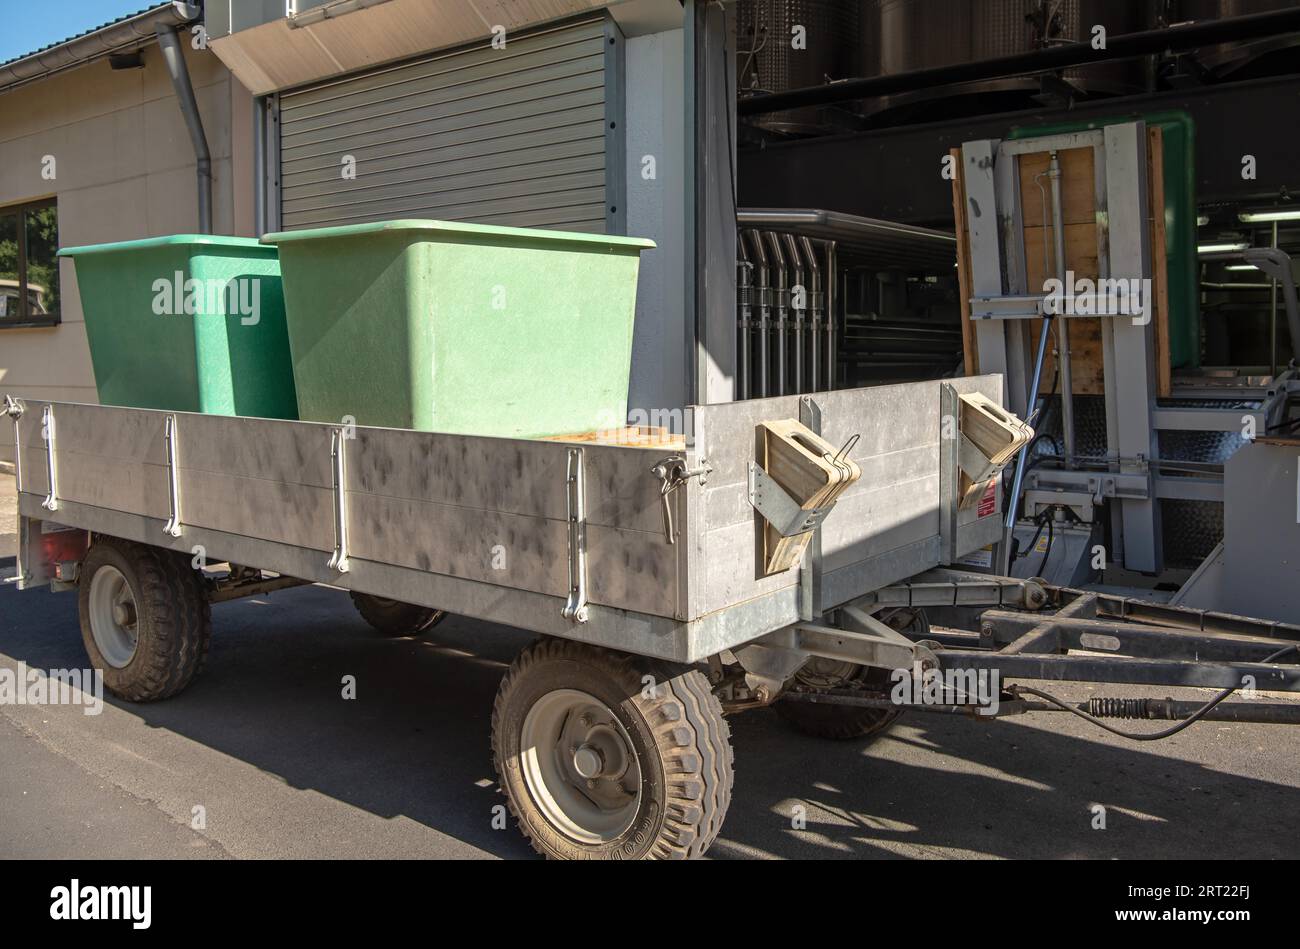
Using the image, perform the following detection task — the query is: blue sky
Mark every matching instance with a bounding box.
[0,1,155,64]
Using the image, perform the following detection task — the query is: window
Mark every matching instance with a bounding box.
[0,199,60,327]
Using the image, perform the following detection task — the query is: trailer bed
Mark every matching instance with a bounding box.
[8,376,1003,661]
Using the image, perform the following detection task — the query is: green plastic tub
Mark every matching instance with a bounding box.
[58,235,298,418]
[261,220,654,438]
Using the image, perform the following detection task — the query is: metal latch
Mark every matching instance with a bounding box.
[562,448,589,622]
[40,404,58,512]
[162,414,183,537]
[327,427,350,573]
[651,457,712,545]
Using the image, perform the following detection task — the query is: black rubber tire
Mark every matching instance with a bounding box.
[492,637,734,860]
[774,666,903,742]
[349,592,445,636]
[77,538,212,702]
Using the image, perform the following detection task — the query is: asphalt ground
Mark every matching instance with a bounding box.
[1,545,1297,860]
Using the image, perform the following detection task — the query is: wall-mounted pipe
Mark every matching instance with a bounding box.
[737,241,753,401]
[801,235,823,393]
[1048,152,1075,467]
[765,231,789,397]
[824,241,838,390]
[156,24,212,234]
[782,233,806,394]
[744,230,771,398]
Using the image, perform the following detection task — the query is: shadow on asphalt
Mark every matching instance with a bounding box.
[1,577,1296,859]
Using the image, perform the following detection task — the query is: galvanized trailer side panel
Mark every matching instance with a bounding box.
[684,377,1005,622]
[15,401,685,616]
[11,374,1008,663]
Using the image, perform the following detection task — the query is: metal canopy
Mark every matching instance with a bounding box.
[736,208,957,271]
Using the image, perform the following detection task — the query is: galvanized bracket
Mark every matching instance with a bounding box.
[747,462,834,537]
[562,447,589,623]
[162,414,183,537]
[958,432,1000,487]
[970,288,1146,320]
[40,404,58,512]
[327,427,350,573]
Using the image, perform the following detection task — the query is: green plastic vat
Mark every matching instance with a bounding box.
[261,219,654,437]
[58,235,298,418]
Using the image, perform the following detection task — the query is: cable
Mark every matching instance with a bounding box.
[1017,511,1049,563]
[1035,513,1055,577]
[1012,644,1300,741]
[712,0,738,206]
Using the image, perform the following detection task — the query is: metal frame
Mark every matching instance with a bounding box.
[749,571,1300,723]
[964,125,1169,573]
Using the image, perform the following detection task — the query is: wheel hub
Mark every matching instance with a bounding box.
[572,744,604,779]
[520,689,642,844]
[112,600,137,628]
[87,564,140,669]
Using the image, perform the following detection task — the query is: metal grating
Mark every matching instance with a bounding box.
[279,17,609,232]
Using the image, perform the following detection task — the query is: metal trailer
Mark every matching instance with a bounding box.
[5,378,1300,860]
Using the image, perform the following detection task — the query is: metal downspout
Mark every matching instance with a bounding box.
[156,24,212,234]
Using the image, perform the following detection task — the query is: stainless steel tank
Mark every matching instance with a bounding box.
[1175,0,1300,76]
[858,0,1152,119]
[735,0,862,135]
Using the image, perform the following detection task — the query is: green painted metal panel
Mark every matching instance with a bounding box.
[58,236,298,418]
[262,219,654,437]
[1009,112,1200,368]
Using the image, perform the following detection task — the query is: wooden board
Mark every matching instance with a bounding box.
[951,147,979,377]
[540,426,686,450]
[954,133,1172,399]
[960,392,1033,466]
[1021,146,1105,396]
[759,419,861,575]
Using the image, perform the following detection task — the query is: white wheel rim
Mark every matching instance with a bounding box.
[88,565,139,668]
[520,689,642,845]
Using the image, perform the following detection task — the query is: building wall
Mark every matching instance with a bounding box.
[0,41,246,462]
[625,28,688,426]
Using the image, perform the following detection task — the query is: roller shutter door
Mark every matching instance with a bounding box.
[278,17,610,232]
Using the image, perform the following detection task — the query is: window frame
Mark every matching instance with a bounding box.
[0,197,61,329]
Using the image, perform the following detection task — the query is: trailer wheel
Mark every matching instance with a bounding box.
[349,592,445,636]
[492,637,733,860]
[774,665,903,741]
[77,538,211,702]
[775,607,926,740]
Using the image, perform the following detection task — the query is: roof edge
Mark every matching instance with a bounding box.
[0,2,201,96]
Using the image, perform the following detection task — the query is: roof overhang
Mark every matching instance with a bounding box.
[0,2,201,96]
[206,0,682,96]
